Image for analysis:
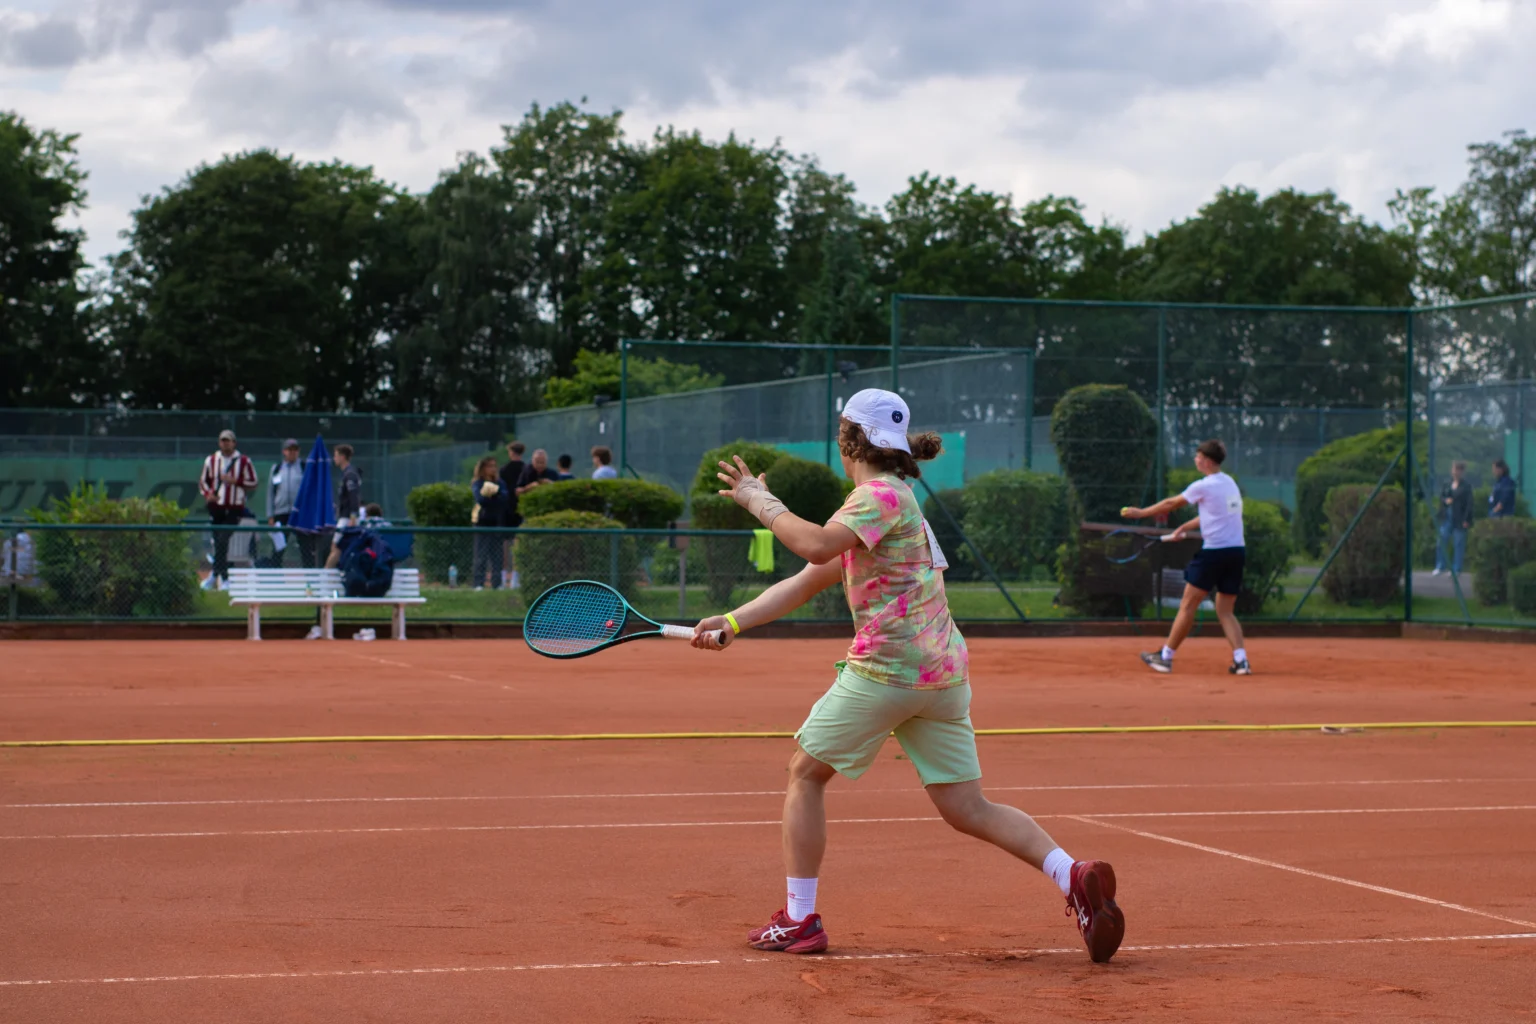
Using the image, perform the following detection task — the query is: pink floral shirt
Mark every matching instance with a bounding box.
[829,476,969,689]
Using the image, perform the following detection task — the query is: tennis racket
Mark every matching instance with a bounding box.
[523,579,727,658]
[1102,529,1176,564]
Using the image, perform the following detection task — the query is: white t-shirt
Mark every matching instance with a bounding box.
[592,465,618,479]
[1182,472,1245,549]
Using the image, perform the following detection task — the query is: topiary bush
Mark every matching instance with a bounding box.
[1320,484,1404,605]
[959,469,1068,581]
[1468,517,1536,606]
[690,440,789,495]
[517,511,639,602]
[519,478,684,529]
[1050,385,1158,615]
[1293,424,1427,557]
[406,481,476,584]
[1236,500,1292,615]
[689,441,788,605]
[765,456,846,526]
[30,483,198,618]
[1050,384,1158,523]
[1510,561,1536,618]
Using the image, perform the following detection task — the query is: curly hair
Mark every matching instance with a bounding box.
[837,419,943,479]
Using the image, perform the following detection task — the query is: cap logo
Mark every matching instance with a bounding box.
[891,410,903,424]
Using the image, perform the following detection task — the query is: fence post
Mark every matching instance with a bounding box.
[889,294,901,394]
[1155,306,1167,494]
[1404,310,1415,622]
[824,348,834,468]
[1023,350,1035,471]
[678,543,687,619]
[609,531,620,591]
[619,340,629,475]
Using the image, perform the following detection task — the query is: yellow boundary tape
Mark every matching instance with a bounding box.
[3,721,1535,748]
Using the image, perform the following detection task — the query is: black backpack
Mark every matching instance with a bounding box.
[340,529,395,598]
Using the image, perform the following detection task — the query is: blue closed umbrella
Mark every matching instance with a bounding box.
[289,435,335,534]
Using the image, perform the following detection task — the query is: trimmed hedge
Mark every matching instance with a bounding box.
[1468,517,1536,606]
[690,440,789,495]
[406,481,477,583]
[517,510,639,601]
[519,478,684,529]
[1236,500,1293,615]
[689,442,789,606]
[1320,484,1404,605]
[959,469,1067,581]
[31,484,198,618]
[1511,561,1536,617]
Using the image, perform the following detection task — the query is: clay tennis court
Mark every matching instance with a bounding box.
[3,636,1534,1023]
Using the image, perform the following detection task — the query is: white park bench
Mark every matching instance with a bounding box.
[227,567,425,641]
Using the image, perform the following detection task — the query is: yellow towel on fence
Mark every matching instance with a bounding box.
[749,529,775,573]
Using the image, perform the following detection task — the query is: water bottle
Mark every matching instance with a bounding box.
[448,565,458,588]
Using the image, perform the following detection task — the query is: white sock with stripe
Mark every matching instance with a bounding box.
[1042,848,1074,896]
[787,877,818,921]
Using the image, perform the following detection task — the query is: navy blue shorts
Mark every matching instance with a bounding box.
[1184,546,1246,596]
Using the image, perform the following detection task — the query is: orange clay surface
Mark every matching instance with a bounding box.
[1,637,1534,1023]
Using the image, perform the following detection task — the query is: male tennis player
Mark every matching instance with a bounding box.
[691,388,1125,962]
[1122,439,1249,675]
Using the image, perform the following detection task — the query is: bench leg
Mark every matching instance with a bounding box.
[321,605,335,640]
[394,604,406,640]
[248,605,261,641]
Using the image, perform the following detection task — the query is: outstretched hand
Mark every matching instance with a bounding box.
[717,456,767,510]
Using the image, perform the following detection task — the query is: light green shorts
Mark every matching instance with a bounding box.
[796,663,981,786]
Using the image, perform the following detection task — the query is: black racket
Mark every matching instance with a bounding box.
[523,580,727,659]
[1102,529,1176,564]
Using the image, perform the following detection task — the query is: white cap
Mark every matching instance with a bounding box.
[841,388,912,453]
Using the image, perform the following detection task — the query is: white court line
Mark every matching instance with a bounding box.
[10,776,1534,810]
[5,805,1535,841]
[1072,815,1536,930]
[3,932,1534,988]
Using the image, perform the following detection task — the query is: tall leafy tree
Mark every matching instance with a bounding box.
[587,129,792,344]
[0,112,99,406]
[385,154,547,413]
[104,151,418,410]
[493,102,636,374]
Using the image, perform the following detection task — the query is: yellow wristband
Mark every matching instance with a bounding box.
[724,612,742,636]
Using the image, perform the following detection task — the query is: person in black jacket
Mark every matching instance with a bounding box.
[498,441,527,589]
[472,456,510,590]
[1434,460,1473,576]
[1489,459,1518,519]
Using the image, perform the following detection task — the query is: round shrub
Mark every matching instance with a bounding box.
[690,440,788,495]
[519,478,684,529]
[1320,484,1404,605]
[1468,517,1536,606]
[1049,384,1158,523]
[1293,425,1418,557]
[517,511,639,602]
[1510,562,1536,618]
[959,469,1067,581]
[31,484,197,618]
[689,493,755,605]
[406,481,476,584]
[1236,500,1292,615]
[765,456,846,526]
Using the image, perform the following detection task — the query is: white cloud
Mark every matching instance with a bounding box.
[1,0,1532,269]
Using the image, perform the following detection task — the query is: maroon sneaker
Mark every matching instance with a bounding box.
[748,909,828,954]
[1066,860,1125,963]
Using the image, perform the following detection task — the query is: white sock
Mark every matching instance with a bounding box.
[1161,645,1175,661]
[1042,848,1074,896]
[787,877,818,921]
[1234,647,1247,664]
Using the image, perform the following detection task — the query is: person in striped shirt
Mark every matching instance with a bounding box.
[200,429,258,590]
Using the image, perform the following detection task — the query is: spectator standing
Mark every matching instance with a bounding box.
[266,439,309,567]
[1434,460,1473,576]
[555,454,576,480]
[471,457,509,590]
[498,442,527,588]
[334,444,362,527]
[1489,459,1517,519]
[591,446,618,480]
[199,430,257,590]
[516,449,559,496]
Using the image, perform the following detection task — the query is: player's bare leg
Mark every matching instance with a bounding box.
[1214,591,1250,674]
[1141,583,1209,673]
[749,747,834,953]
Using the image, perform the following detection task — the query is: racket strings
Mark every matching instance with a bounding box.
[524,582,627,656]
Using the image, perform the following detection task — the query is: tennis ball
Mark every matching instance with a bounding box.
[1120,506,1132,516]
[604,619,616,629]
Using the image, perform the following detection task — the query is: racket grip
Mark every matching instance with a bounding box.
[659,624,730,645]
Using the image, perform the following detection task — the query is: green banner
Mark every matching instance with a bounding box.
[0,458,205,515]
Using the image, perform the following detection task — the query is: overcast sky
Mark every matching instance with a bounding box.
[2,0,1533,267]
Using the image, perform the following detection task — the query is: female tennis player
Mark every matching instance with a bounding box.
[691,388,1125,962]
